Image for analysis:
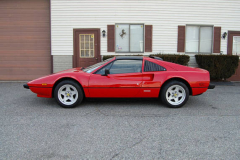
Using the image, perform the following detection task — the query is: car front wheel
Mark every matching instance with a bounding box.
[161,80,189,108]
[54,80,83,108]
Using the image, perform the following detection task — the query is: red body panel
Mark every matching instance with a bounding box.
[27,68,91,98]
[137,88,160,97]
[27,57,210,98]
[30,87,52,98]
[88,72,142,97]
[192,87,208,95]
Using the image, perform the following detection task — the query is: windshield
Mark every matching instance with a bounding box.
[82,58,114,73]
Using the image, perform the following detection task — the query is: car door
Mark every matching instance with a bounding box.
[88,59,143,97]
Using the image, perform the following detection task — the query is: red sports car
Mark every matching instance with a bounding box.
[23,56,215,108]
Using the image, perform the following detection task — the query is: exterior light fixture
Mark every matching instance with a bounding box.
[222,32,227,39]
[102,30,106,37]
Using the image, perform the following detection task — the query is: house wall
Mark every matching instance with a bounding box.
[51,0,240,71]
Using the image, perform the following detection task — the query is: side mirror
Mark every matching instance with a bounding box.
[101,69,110,76]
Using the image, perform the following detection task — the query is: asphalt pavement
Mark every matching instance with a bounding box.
[0,82,240,160]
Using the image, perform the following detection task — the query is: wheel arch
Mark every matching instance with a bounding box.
[52,77,85,98]
[160,77,192,96]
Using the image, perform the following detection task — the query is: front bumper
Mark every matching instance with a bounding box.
[23,84,29,89]
[208,83,215,89]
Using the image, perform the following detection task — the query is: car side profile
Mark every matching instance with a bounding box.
[23,56,215,108]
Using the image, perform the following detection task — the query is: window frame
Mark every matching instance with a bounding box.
[185,24,214,54]
[115,23,145,53]
[232,36,240,56]
[79,34,95,58]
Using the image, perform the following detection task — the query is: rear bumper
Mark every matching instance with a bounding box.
[23,84,29,89]
[208,83,215,89]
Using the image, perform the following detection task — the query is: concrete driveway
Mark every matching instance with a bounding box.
[0,82,240,160]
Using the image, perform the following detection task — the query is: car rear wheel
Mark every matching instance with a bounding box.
[54,80,83,108]
[160,80,189,108]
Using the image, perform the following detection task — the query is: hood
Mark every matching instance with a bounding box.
[55,67,84,74]
[27,67,86,87]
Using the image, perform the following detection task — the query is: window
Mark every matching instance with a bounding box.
[83,58,114,73]
[79,34,94,58]
[96,60,142,74]
[233,36,240,55]
[186,25,213,53]
[144,60,166,72]
[95,62,113,75]
[115,24,144,53]
[110,60,142,74]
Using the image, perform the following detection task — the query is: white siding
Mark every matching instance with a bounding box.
[51,0,240,56]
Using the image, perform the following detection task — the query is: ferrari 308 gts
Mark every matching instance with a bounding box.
[23,56,215,108]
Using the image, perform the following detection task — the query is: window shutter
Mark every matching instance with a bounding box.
[213,27,221,53]
[145,25,152,52]
[177,26,185,52]
[107,25,115,52]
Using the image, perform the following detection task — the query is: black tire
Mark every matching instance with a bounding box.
[160,80,189,108]
[54,80,83,108]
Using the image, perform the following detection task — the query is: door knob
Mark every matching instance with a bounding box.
[96,58,98,60]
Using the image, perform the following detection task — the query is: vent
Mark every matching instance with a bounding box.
[144,60,166,72]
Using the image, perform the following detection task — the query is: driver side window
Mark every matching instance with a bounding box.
[95,60,142,74]
[95,62,113,75]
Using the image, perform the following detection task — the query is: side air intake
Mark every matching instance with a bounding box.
[144,60,166,72]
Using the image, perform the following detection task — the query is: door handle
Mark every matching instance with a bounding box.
[96,58,98,60]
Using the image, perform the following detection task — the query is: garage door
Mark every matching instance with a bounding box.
[0,0,51,81]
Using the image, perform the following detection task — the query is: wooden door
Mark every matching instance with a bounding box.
[73,29,101,68]
[227,31,240,81]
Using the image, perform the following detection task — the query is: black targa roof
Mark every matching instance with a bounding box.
[115,56,143,60]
